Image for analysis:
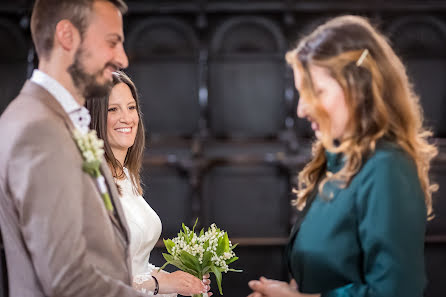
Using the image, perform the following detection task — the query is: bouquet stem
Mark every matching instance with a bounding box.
[193,275,208,297]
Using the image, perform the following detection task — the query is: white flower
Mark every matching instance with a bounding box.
[167,222,239,273]
[73,129,104,163]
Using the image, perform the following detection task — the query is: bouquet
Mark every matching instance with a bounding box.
[160,220,242,296]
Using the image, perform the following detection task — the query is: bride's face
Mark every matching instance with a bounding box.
[106,82,139,154]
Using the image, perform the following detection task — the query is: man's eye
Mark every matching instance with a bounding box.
[108,41,118,48]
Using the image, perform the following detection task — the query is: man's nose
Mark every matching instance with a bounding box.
[115,44,129,69]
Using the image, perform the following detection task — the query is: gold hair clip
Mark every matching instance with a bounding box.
[356,49,369,66]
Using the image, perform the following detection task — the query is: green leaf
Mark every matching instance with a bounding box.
[176,263,197,275]
[92,167,102,178]
[82,160,101,177]
[160,253,175,270]
[203,239,209,251]
[230,243,239,251]
[225,256,238,265]
[223,232,230,252]
[82,164,95,176]
[201,265,212,275]
[162,253,175,263]
[201,251,212,268]
[182,223,189,234]
[180,250,201,271]
[216,236,225,256]
[163,253,197,275]
[192,218,198,233]
[159,261,171,270]
[211,265,223,295]
[163,239,175,254]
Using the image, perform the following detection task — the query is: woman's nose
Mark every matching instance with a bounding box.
[120,110,132,123]
[297,97,308,119]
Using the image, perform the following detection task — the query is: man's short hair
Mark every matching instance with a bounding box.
[30,0,127,60]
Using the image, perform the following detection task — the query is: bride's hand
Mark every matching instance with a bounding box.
[202,273,213,296]
[156,270,210,296]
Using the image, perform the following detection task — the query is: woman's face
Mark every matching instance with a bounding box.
[294,64,349,140]
[107,82,139,155]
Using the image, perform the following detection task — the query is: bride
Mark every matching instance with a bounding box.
[87,71,211,296]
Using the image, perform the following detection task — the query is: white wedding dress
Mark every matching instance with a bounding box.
[116,168,176,297]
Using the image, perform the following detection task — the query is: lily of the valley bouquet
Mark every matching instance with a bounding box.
[161,220,241,296]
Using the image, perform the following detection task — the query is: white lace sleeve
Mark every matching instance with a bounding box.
[133,263,177,297]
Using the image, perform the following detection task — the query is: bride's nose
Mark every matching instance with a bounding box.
[119,110,132,123]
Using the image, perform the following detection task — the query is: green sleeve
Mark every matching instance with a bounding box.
[322,151,426,297]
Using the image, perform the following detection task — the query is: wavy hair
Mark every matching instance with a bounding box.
[286,15,438,218]
[86,71,145,195]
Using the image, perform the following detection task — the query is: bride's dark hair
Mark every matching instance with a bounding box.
[86,71,145,195]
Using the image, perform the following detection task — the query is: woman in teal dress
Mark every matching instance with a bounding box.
[248,15,438,297]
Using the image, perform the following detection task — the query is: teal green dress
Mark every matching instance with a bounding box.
[287,142,427,297]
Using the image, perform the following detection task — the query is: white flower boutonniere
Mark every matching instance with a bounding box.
[73,129,114,212]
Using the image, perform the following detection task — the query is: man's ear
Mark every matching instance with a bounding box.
[54,20,81,52]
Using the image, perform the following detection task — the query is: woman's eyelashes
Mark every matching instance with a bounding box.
[107,105,137,112]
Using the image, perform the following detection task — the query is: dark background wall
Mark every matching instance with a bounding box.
[0,1,445,296]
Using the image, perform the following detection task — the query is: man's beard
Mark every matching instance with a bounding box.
[67,46,115,101]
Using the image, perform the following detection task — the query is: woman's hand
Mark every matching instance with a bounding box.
[202,273,213,296]
[154,270,212,296]
[248,277,320,297]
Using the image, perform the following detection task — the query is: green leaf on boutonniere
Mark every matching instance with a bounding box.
[82,161,101,177]
[73,129,112,212]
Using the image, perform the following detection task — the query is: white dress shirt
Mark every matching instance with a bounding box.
[30,69,91,134]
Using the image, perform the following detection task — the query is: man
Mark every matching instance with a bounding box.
[0,0,149,296]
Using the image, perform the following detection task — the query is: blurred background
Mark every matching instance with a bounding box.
[0,0,445,296]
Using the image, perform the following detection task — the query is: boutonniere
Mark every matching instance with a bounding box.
[72,129,114,212]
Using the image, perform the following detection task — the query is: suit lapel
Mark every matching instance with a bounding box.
[24,80,129,242]
[100,161,130,243]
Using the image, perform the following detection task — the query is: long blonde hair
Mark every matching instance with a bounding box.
[286,15,438,218]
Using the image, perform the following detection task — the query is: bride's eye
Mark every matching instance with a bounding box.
[108,107,117,112]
